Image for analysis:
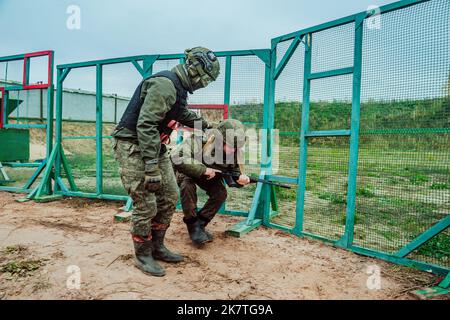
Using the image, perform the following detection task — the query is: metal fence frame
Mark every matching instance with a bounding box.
[0,50,54,195]
[265,0,449,276]
[28,50,272,223]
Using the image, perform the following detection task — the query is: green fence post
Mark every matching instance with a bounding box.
[440,273,450,289]
[219,55,233,214]
[53,68,64,193]
[24,57,30,86]
[96,64,103,195]
[44,84,54,194]
[262,48,276,226]
[44,51,55,194]
[339,14,364,248]
[224,56,232,106]
[293,33,312,236]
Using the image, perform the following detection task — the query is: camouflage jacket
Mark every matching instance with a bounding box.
[112,74,207,163]
[170,133,242,178]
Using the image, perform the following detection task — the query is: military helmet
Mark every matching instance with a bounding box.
[216,119,246,149]
[185,47,220,90]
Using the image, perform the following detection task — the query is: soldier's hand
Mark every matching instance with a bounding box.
[204,168,216,180]
[144,163,162,192]
[237,174,251,186]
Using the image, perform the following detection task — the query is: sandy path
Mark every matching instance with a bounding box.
[0,192,443,300]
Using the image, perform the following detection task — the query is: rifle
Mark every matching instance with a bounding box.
[214,170,292,189]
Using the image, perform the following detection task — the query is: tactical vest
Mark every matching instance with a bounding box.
[117,70,188,141]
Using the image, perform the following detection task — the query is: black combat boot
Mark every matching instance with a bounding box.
[132,235,165,277]
[184,217,210,245]
[151,229,184,263]
[198,217,213,242]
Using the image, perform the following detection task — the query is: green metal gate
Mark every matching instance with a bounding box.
[267,0,449,276]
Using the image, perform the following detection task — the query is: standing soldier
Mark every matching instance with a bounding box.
[112,47,220,277]
[170,119,251,245]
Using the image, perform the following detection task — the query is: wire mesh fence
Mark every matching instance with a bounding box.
[269,38,304,227]
[52,53,268,217]
[353,0,450,268]
[226,55,266,213]
[0,88,48,189]
[271,0,449,270]
[303,137,349,239]
[310,22,355,74]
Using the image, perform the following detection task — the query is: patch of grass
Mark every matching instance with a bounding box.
[367,172,381,178]
[378,230,397,241]
[339,213,361,225]
[356,186,375,198]
[416,232,450,262]
[64,152,120,187]
[318,192,347,205]
[276,187,297,200]
[32,279,52,293]
[0,259,46,277]
[430,182,450,190]
[3,245,28,255]
[387,177,400,185]
[408,173,429,185]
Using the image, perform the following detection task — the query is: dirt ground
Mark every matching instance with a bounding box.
[0,192,446,300]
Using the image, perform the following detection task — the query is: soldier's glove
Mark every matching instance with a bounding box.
[223,174,244,189]
[144,163,162,192]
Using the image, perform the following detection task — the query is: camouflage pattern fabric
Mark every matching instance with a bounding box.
[175,170,227,222]
[113,138,178,236]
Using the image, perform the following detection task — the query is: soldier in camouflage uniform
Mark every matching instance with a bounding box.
[170,119,251,245]
[112,47,220,276]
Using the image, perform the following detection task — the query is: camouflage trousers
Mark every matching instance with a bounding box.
[175,171,227,223]
[113,139,178,237]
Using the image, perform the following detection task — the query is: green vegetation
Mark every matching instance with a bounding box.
[417,232,450,263]
[318,192,347,205]
[3,245,28,255]
[430,183,450,190]
[276,187,297,200]
[0,245,47,279]
[0,260,46,277]
[356,186,375,198]
[267,98,448,267]
[234,97,449,149]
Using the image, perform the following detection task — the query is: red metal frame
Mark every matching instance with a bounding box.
[22,50,53,90]
[188,104,229,120]
[0,87,4,129]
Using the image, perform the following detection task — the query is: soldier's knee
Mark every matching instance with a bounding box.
[215,187,227,203]
[180,179,196,195]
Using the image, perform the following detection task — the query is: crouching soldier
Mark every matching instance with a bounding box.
[112,47,220,276]
[170,119,251,245]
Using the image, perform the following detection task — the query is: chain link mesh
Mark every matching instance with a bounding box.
[270,39,304,227]
[272,0,449,269]
[353,0,449,267]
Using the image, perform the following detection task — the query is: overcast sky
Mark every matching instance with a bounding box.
[1,0,447,104]
[0,0,396,63]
